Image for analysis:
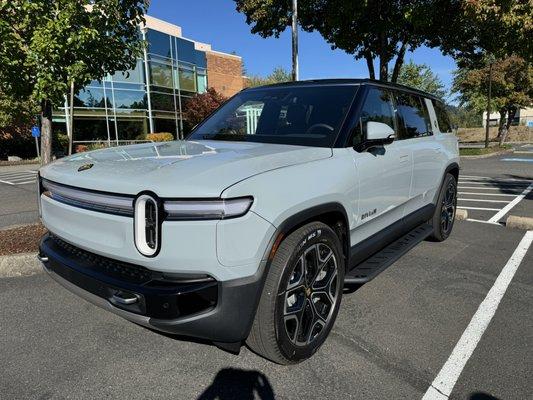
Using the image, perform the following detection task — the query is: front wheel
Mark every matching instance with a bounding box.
[429,173,457,242]
[246,222,344,364]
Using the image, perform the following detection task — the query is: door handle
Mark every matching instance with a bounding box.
[399,154,410,163]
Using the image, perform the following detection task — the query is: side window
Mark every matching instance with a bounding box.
[395,92,432,139]
[353,87,395,146]
[432,100,452,133]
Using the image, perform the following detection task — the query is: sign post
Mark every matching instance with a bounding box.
[32,125,41,160]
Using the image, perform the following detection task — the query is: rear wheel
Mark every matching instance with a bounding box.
[246,222,344,364]
[429,173,457,241]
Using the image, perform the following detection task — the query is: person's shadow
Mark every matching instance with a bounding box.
[197,368,275,400]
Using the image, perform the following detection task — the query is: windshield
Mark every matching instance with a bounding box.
[188,85,358,147]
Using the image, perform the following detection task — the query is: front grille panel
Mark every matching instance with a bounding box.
[50,234,153,284]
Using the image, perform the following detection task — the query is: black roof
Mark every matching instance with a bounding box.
[245,78,442,101]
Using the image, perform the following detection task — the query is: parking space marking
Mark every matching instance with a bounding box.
[457,206,501,211]
[458,186,523,191]
[487,182,533,223]
[458,192,517,197]
[459,198,509,203]
[0,170,37,185]
[422,230,533,400]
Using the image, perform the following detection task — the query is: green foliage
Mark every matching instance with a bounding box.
[447,106,483,128]
[234,1,532,82]
[393,60,447,99]
[246,66,292,87]
[147,132,174,142]
[0,0,148,105]
[182,88,227,131]
[452,55,533,113]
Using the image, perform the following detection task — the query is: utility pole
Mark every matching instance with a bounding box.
[484,60,493,149]
[291,0,299,81]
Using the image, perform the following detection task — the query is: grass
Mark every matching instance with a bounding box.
[459,145,512,156]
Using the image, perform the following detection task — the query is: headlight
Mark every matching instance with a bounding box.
[163,197,253,220]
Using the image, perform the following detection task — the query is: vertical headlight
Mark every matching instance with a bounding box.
[163,197,253,220]
[134,194,160,257]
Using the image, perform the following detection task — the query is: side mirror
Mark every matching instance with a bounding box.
[355,121,395,152]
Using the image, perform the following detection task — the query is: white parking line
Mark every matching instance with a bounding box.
[458,186,523,191]
[465,218,501,225]
[458,198,510,203]
[459,182,529,187]
[422,230,533,400]
[460,175,528,182]
[487,182,533,223]
[458,192,517,197]
[457,206,501,211]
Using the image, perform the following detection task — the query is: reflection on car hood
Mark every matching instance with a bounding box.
[40,140,332,197]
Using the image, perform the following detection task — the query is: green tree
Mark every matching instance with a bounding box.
[247,66,291,87]
[234,1,532,82]
[453,55,533,143]
[0,0,148,164]
[393,60,447,98]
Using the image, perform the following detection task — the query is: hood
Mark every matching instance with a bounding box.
[40,140,332,197]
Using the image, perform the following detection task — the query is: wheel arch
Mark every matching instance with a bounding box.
[433,162,460,204]
[264,203,350,271]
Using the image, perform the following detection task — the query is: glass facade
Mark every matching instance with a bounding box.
[54,28,209,148]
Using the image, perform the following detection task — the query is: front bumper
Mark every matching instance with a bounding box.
[39,233,266,343]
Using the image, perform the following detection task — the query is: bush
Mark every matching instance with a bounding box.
[146,132,174,142]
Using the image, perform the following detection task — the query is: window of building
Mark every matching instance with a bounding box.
[195,51,207,69]
[176,38,196,64]
[178,65,196,92]
[116,118,148,141]
[112,90,147,110]
[73,118,110,142]
[353,87,395,145]
[74,88,106,108]
[197,71,207,94]
[147,29,172,58]
[154,118,177,137]
[432,100,452,133]
[151,92,176,111]
[150,61,173,88]
[112,59,144,84]
[395,93,432,139]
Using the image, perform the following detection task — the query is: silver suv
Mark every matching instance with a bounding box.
[38,79,459,364]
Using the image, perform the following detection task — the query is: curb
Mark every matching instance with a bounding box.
[455,209,468,221]
[0,252,42,278]
[506,215,533,231]
[460,149,514,159]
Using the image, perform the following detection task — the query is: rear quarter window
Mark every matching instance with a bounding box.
[432,100,452,133]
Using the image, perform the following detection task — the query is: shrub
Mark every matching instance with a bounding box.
[147,132,174,142]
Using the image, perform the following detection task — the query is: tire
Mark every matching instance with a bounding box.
[429,173,457,242]
[246,222,345,364]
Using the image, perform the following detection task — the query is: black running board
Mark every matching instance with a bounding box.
[345,223,433,284]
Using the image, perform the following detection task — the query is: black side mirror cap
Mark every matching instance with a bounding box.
[354,136,394,152]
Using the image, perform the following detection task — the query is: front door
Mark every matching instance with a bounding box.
[349,87,413,246]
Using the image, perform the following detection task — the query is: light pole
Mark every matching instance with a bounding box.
[291,0,299,81]
[484,58,494,149]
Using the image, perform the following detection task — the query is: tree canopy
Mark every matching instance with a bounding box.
[246,66,292,87]
[393,60,447,99]
[453,55,533,142]
[234,0,532,82]
[0,0,148,163]
[182,88,227,131]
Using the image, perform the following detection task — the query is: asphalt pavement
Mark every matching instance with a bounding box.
[0,148,532,399]
[0,164,40,228]
[1,221,531,399]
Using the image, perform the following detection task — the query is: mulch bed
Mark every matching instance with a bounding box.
[0,223,48,256]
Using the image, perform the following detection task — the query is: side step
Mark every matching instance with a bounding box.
[345,223,433,284]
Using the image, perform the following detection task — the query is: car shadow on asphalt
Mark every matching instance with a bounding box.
[197,368,275,400]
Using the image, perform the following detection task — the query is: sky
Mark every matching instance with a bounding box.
[148,0,458,95]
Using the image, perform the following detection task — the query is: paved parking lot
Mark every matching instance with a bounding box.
[0,164,40,228]
[1,221,531,399]
[0,150,531,399]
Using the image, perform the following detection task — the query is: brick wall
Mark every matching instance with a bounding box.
[206,51,244,98]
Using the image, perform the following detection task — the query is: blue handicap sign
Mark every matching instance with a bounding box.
[31,126,40,138]
[527,121,533,128]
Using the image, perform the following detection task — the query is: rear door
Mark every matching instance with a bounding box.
[393,92,442,216]
[350,87,413,244]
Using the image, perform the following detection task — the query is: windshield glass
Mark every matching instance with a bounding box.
[187,85,358,147]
